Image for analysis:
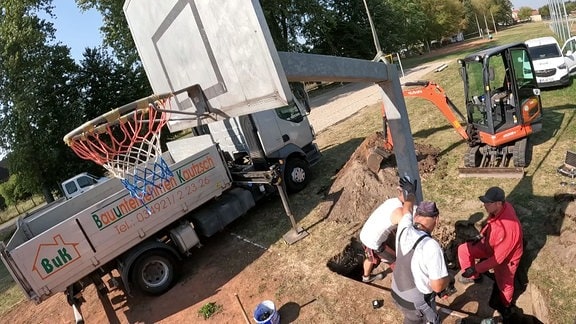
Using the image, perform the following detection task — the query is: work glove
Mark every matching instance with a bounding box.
[462,266,477,278]
[438,276,456,298]
[399,176,417,200]
[438,285,457,299]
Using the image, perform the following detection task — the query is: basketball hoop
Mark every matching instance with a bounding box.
[63,93,174,212]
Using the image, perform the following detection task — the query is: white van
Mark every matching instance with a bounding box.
[525,36,576,88]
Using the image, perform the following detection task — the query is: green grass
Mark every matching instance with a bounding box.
[0,195,46,225]
[0,262,25,315]
[197,302,222,320]
[1,21,575,322]
[397,22,576,323]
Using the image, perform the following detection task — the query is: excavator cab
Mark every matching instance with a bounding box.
[458,43,543,169]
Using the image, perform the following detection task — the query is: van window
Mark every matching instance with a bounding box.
[65,182,78,195]
[527,44,561,60]
[77,176,97,189]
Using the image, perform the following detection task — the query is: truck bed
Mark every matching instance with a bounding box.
[1,139,232,303]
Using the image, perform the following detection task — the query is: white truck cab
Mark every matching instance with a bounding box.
[525,36,576,88]
[61,173,107,199]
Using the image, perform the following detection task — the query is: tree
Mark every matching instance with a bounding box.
[76,0,139,67]
[518,6,534,21]
[539,5,550,18]
[0,0,89,202]
[0,175,31,213]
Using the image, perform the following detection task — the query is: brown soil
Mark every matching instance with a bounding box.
[0,133,507,324]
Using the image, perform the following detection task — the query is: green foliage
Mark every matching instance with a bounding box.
[76,0,140,67]
[539,5,549,17]
[0,175,31,207]
[0,0,153,202]
[197,302,222,320]
[518,6,534,20]
[0,1,85,200]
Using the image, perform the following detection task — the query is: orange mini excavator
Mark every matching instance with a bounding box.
[377,43,543,178]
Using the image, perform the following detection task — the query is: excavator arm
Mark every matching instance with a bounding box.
[402,81,470,142]
[367,81,470,173]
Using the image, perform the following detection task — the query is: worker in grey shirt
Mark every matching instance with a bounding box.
[391,177,450,324]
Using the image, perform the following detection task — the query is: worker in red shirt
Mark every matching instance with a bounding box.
[457,186,523,320]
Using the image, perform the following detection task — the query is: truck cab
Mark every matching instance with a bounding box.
[61,173,107,199]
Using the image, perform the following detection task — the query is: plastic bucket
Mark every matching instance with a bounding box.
[253,300,280,324]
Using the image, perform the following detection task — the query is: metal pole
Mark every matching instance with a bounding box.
[562,0,571,39]
[362,0,386,63]
[553,0,566,41]
[396,53,405,78]
[276,179,308,244]
[549,0,557,36]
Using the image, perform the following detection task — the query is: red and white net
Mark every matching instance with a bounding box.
[64,96,173,210]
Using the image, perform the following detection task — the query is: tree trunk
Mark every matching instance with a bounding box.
[42,186,54,203]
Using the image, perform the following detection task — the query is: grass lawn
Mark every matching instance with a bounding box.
[1,21,576,322]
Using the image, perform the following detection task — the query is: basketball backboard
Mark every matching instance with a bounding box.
[123,0,293,132]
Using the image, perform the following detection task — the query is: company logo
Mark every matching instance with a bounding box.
[32,235,81,279]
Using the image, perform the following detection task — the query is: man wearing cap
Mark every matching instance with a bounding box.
[457,186,523,319]
[391,177,450,324]
[359,188,405,282]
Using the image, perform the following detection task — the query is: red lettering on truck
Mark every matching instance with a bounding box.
[91,153,216,230]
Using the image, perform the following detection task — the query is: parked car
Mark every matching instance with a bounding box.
[525,36,576,88]
[562,36,576,75]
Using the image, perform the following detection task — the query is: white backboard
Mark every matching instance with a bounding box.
[124,0,292,132]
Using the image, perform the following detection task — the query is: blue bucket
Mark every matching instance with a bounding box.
[253,300,280,324]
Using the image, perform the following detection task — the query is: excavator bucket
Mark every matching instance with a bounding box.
[458,167,525,178]
[366,147,392,173]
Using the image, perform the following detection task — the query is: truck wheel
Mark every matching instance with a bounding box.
[284,157,310,193]
[131,250,176,295]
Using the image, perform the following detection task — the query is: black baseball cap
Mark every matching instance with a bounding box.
[416,201,439,217]
[479,187,505,203]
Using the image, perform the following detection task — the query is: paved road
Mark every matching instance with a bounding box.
[307,61,448,133]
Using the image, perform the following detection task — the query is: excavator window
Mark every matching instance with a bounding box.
[511,49,537,88]
[487,53,511,130]
[465,61,487,126]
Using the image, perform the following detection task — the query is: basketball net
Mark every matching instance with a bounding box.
[64,95,174,213]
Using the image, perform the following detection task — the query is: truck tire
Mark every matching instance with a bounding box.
[284,157,310,193]
[131,250,176,295]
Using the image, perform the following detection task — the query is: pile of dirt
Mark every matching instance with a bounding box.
[321,131,439,225]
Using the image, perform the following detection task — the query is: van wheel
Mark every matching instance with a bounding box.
[131,250,176,295]
[284,158,310,193]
